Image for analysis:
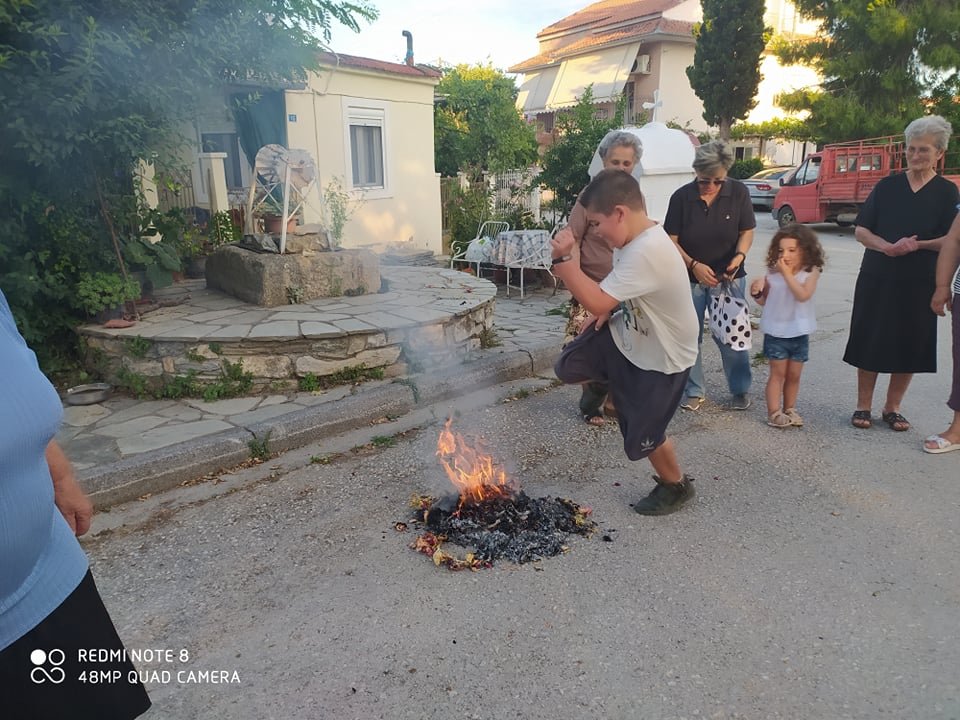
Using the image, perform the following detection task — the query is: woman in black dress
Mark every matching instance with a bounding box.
[844,115,960,430]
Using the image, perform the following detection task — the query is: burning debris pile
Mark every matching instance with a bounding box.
[407,419,596,570]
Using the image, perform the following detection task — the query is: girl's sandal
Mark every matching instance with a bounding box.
[851,410,872,429]
[881,411,910,432]
[784,408,804,427]
[767,411,792,428]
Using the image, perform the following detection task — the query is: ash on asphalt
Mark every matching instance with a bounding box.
[418,490,597,564]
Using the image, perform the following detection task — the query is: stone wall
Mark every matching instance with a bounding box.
[205,245,380,306]
[83,302,494,394]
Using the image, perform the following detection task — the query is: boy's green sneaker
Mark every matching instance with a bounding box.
[633,475,695,516]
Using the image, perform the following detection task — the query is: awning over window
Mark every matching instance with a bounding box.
[546,42,642,110]
[516,65,560,115]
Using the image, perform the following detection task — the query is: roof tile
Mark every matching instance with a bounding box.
[509,14,694,73]
[318,51,442,79]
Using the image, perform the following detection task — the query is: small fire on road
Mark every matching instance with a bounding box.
[406,418,596,570]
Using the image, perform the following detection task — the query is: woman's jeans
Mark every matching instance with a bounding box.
[686,278,752,399]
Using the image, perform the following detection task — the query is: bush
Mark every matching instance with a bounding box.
[729,158,764,179]
[75,273,141,316]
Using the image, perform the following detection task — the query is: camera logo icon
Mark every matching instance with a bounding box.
[30,649,66,684]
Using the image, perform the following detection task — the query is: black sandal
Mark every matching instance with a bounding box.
[851,410,872,429]
[881,411,911,432]
[582,410,604,426]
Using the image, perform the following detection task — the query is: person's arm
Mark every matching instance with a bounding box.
[778,264,821,302]
[931,213,960,316]
[550,228,621,317]
[749,275,769,305]
[854,225,912,256]
[671,233,721,287]
[46,440,93,536]
[725,228,754,278]
[566,198,588,246]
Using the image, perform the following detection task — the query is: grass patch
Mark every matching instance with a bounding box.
[371,434,398,448]
[309,454,332,465]
[298,372,321,392]
[478,327,502,348]
[297,364,386,393]
[545,301,571,317]
[392,377,421,403]
[248,431,272,460]
[751,351,768,367]
[202,359,254,401]
[124,335,152,358]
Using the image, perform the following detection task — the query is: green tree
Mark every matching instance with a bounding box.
[434,64,538,178]
[687,0,770,140]
[537,87,625,220]
[773,1,960,143]
[0,0,376,372]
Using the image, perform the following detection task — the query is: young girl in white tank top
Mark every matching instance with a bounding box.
[749,224,825,428]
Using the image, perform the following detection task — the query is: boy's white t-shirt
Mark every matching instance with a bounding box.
[598,225,699,374]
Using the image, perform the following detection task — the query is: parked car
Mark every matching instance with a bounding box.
[742,166,795,210]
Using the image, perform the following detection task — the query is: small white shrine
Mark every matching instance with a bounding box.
[587,93,697,223]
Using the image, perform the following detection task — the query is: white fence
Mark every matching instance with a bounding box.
[488,167,541,222]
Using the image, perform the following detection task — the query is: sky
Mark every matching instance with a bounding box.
[324,0,589,73]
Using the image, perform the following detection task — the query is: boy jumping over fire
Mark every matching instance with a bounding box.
[551,169,700,515]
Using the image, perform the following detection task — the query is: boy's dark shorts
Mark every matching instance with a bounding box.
[555,322,689,461]
[763,333,809,362]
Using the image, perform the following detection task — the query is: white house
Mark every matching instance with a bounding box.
[176,52,444,254]
[510,0,820,167]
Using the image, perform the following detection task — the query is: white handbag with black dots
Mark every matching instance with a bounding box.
[709,281,752,351]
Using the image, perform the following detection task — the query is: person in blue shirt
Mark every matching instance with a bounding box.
[0,289,151,718]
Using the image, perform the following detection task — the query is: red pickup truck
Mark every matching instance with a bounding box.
[772,135,960,228]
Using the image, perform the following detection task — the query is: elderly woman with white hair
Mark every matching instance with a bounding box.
[664,140,756,412]
[844,115,960,432]
[564,129,644,425]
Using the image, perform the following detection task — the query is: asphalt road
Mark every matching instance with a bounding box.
[80,215,959,720]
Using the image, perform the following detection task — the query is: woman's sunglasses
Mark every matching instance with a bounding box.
[696,177,725,186]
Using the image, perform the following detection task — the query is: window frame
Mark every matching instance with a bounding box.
[342,98,390,199]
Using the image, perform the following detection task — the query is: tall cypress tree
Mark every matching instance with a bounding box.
[686,0,770,140]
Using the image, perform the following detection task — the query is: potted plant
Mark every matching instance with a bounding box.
[76,272,141,322]
[257,191,297,235]
[185,211,239,277]
[122,234,182,288]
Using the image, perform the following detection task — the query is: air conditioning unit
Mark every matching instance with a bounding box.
[633,54,651,74]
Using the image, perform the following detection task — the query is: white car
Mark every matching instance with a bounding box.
[741,167,795,210]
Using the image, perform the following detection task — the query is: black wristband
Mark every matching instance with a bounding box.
[551,255,573,266]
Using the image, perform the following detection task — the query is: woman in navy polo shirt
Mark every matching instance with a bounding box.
[664,141,756,411]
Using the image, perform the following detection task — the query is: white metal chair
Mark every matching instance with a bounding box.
[449,220,509,277]
[502,229,558,298]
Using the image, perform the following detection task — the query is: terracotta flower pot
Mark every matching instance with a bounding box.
[263,214,297,234]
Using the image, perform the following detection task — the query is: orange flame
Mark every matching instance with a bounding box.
[436,418,516,506]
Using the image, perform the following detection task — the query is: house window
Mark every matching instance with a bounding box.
[346,108,385,189]
[201,133,243,189]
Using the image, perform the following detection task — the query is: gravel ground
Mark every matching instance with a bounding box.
[80,222,960,719]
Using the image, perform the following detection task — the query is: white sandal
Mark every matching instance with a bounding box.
[767,410,792,428]
[784,408,804,427]
[923,435,960,454]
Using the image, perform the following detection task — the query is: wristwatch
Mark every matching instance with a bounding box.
[551,255,573,266]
